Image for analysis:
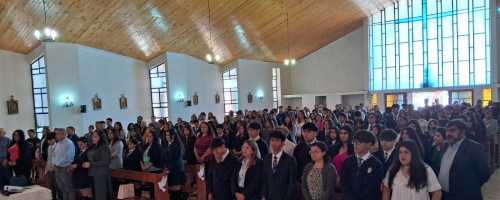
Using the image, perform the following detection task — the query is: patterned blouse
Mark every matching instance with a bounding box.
[194,134,215,162]
[307,167,323,200]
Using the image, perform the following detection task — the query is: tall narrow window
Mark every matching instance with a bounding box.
[272,68,281,108]
[223,68,238,115]
[150,63,168,120]
[31,56,49,136]
[369,0,490,90]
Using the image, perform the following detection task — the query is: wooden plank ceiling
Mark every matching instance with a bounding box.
[0,0,396,66]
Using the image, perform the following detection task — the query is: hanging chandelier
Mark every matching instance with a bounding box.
[34,0,57,43]
[283,13,295,66]
[206,0,220,64]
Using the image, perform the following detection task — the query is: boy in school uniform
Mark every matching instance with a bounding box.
[340,130,383,200]
[45,132,61,200]
[372,129,397,175]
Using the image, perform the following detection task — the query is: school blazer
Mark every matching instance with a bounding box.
[261,152,297,200]
[123,149,142,171]
[231,158,263,200]
[439,139,490,200]
[372,149,395,175]
[207,153,237,200]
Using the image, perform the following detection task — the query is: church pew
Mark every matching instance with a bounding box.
[184,164,207,200]
[110,169,169,199]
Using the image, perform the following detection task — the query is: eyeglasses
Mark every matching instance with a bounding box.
[309,151,323,154]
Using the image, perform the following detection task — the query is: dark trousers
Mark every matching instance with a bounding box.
[55,166,75,200]
[0,165,11,189]
[47,171,61,200]
[441,191,450,200]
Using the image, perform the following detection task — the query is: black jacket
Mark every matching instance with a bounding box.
[207,152,237,200]
[372,149,395,176]
[255,138,269,156]
[7,141,33,172]
[439,139,490,200]
[179,134,197,165]
[231,158,263,200]
[123,149,142,171]
[261,152,297,200]
[160,140,185,174]
[293,142,312,182]
[340,155,383,200]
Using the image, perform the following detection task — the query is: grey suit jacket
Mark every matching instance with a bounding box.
[301,162,337,200]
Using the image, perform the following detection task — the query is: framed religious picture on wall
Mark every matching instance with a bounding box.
[92,94,102,110]
[119,94,127,109]
[215,92,220,104]
[7,95,19,115]
[193,92,199,105]
[247,92,253,103]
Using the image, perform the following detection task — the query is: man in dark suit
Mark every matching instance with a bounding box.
[361,112,378,131]
[262,130,297,200]
[207,138,237,200]
[293,122,318,182]
[384,104,399,129]
[215,124,229,144]
[248,122,269,156]
[438,119,490,200]
[372,129,397,175]
[317,119,334,142]
[341,130,383,200]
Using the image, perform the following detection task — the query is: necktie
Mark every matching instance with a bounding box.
[357,157,364,167]
[272,156,278,174]
[384,152,388,161]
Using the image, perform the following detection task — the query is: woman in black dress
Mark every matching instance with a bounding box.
[7,130,32,183]
[161,128,187,199]
[123,139,143,197]
[180,124,197,165]
[70,137,91,200]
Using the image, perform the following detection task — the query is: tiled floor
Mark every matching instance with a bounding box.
[483,168,500,200]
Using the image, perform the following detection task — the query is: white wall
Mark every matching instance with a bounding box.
[289,22,368,95]
[44,43,83,132]
[163,52,224,121]
[237,59,279,110]
[77,45,150,132]
[0,49,34,134]
[24,43,150,134]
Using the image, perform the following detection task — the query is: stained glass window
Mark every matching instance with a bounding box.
[369,0,490,90]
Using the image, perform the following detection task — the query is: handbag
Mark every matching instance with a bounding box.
[9,175,27,187]
[117,183,135,199]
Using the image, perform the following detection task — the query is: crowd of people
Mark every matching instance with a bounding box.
[0,99,496,200]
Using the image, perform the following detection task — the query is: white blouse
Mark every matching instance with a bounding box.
[383,165,441,200]
[238,159,250,188]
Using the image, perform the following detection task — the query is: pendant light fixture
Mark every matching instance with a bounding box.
[34,0,58,43]
[283,13,295,66]
[206,0,220,64]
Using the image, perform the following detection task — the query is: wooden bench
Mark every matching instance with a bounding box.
[184,164,207,200]
[110,169,169,199]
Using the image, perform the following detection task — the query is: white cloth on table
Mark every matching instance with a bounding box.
[0,185,52,200]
